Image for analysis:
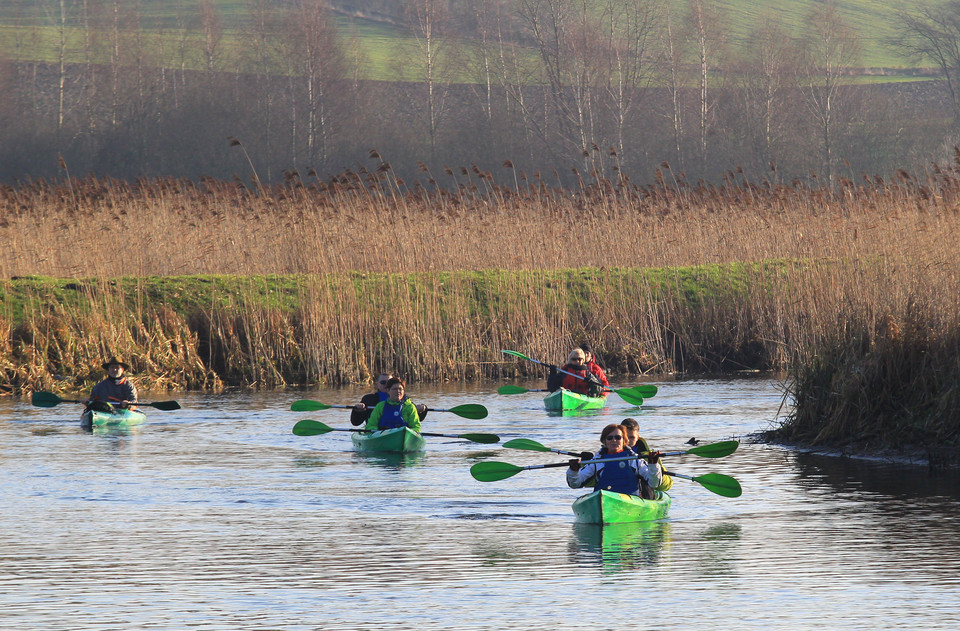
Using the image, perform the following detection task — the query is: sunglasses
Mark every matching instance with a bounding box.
[378,380,389,385]
[569,357,585,362]
[605,435,623,441]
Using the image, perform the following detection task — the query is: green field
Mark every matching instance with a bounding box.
[0,0,925,79]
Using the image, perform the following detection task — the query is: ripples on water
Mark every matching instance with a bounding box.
[2,380,959,630]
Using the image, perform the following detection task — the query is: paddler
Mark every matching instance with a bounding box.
[87,355,138,412]
[566,423,663,499]
[365,377,422,433]
[621,417,673,492]
[351,372,427,426]
[546,348,608,397]
[578,342,610,392]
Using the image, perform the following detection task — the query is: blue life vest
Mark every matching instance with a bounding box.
[377,400,407,429]
[594,452,639,495]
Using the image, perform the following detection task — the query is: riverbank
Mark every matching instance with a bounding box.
[0,264,789,393]
[3,166,960,455]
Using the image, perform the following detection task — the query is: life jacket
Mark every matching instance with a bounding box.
[594,451,640,495]
[559,365,592,394]
[377,400,408,429]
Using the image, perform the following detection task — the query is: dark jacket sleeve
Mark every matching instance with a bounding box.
[546,365,563,392]
[350,392,380,426]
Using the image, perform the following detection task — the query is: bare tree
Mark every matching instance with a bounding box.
[687,0,726,174]
[729,15,794,172]
[405,0,458,159]
[796,2,861,183]
[600,0,663,172]
[199,0,223,73]
[658,5,687,171]
[893,1,960,125]
[517,0,613,171]
[281,0,345,166]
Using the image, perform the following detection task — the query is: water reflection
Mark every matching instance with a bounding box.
[5,380,960,630]
[694,523,742,579]
[546,407,611,418]
[571,520,673,572]
[791,451,960,501]
[352,450,427,469]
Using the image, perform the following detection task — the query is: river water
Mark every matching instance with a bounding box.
[2,379,959,630]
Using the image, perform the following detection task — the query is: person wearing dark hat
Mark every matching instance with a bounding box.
[88,356,138,411]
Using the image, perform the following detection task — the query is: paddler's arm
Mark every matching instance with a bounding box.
[402,400,422,432]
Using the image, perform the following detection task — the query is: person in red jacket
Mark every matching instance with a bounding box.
[546,348,608,397]
[579,342,609,389]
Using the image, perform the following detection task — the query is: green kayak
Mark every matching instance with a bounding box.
[572,489,671,524]
[351,427,426,453]
[543,388,607,412]
[80,408,147,430]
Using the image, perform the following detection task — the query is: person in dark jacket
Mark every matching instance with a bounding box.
[88,356,138,411]
[350,372,427,426]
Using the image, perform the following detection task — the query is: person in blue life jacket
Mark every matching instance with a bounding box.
[351,372,428,426]
[365,377,422,433]
[87,356,138,413]
[566,423,663,499]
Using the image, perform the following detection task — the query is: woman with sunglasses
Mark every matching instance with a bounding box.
[350,372,427,426]
[546,348,609,397]
[566,423,663,498]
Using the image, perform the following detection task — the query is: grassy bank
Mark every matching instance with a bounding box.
[0,264,785,394]
[3,159,960,453]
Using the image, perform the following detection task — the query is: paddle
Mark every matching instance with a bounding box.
[663,471,743,498]
[503,438,739,459]
[471,454,648,481]
[502,438,594,460]
[500,350,648,405]
[290,399,488,419]
[292,419,499,444]
[31,391,181,411]
[470,456,742,497]
[497,383,654,402]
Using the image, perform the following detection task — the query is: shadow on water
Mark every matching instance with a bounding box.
[791,451,960,501]
[570,521,674,573]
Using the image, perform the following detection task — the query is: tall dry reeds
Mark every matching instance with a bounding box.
[2,159,960,451]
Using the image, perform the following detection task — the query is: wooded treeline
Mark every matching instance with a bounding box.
[0,0,958,187]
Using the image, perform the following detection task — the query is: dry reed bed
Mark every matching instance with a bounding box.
[2,165,959,448]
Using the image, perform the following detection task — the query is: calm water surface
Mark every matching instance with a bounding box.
[2,379,959,630]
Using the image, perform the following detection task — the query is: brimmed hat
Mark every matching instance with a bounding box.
[102,356,130,370]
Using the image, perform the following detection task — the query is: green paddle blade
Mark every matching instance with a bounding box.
[290,399,332,412]
[497,385,529,395]
[149,401,181,411]
[292,419,334,436]
[459,433,501,444]
[694,473,743,497]
[447,404,488,419]
[616,389,645,406]
[500,350,531,361]
[470,461,524,482]
[633,385,658,397]
[503,438,552,452]
[31,391,63,407]
[687,440,739,458]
